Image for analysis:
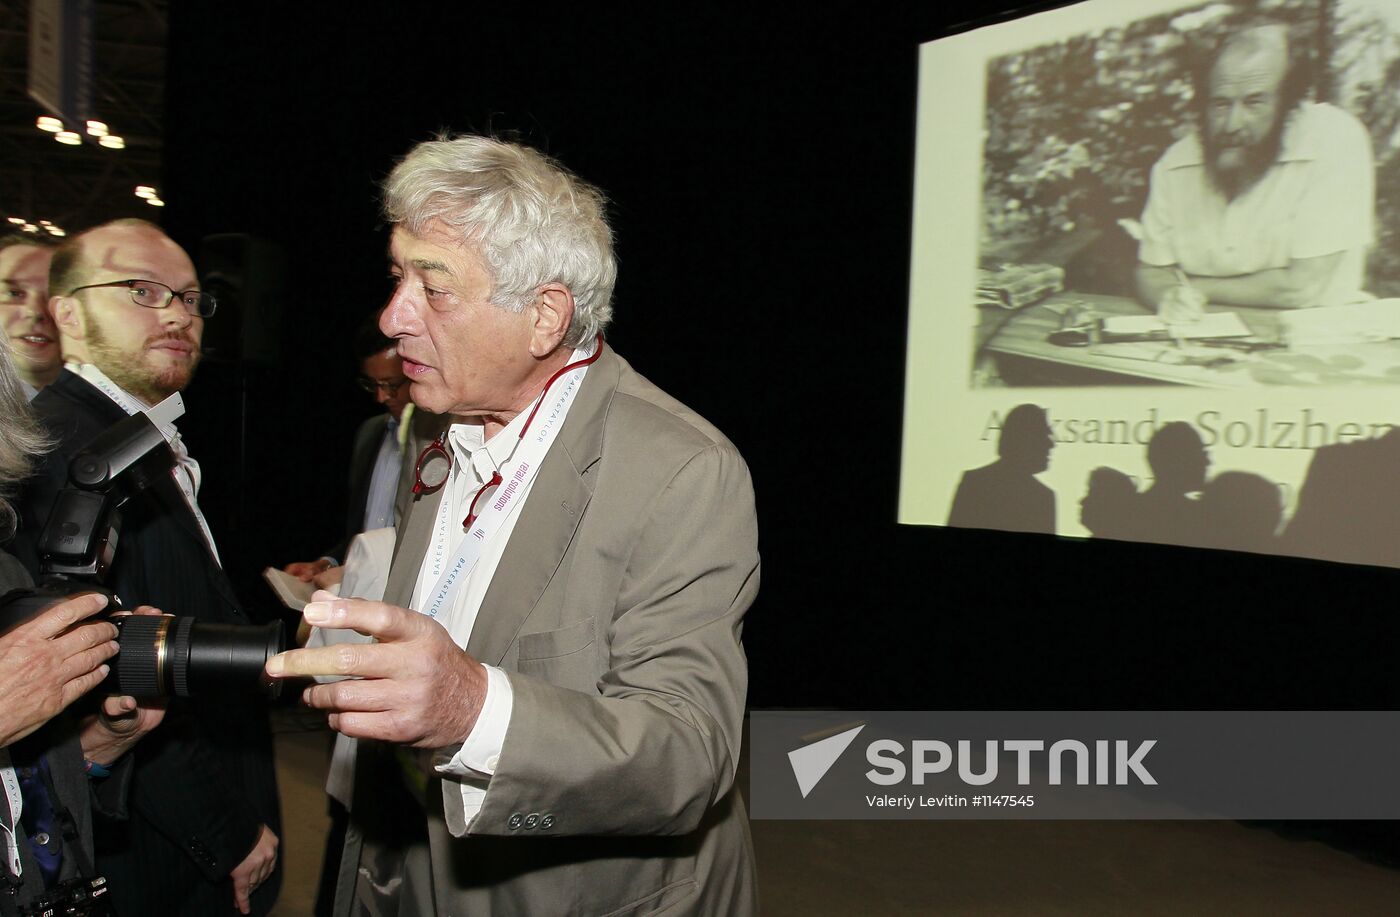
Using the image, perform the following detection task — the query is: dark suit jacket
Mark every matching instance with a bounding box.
[13,370,281,917]
[946,460,1056,535]
[337,346,759,916]
[345,414,389,539]
[328,409,445,563]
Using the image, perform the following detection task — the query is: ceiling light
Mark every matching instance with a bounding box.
[22,224,38,233]
[85,120,108,137]
[146,197,165,207]
[36,116,62,132]
[47,228,66,237]
[99,135,125,150]
[55,131,81,145]
[6,217,24,225]
[38,220,51,225]
[135,186,156,199]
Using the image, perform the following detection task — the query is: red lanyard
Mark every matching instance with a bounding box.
[410,336,603,526]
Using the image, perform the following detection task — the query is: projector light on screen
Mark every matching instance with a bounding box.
[899,0,1400,570]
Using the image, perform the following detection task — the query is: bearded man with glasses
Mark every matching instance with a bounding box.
[11,218,282,916]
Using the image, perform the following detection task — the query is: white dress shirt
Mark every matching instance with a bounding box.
[66,363,221,565]
[410,413,552,828]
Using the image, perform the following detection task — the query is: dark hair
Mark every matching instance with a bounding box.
[0,232,58,253]
[996,403,1049,458]
[1146,421,1204,477]
[353,312,395,363]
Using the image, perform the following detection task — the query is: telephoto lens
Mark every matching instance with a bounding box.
[106,614,284,699]
[0,587,284,699]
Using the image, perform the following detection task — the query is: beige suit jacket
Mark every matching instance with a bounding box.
[339,345,759,916]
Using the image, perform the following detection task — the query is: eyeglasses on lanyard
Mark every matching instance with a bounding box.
[411,336,604,528]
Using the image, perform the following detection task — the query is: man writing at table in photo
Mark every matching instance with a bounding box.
[1135,22,1375,323]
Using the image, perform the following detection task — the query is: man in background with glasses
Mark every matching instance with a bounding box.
[283,319,420,585]
[12,218,282,916]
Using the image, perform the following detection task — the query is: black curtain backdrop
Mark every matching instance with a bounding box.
[160,2,1399,713]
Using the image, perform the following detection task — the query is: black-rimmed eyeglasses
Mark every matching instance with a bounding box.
[357,376,408,395]
[67,279,218,318]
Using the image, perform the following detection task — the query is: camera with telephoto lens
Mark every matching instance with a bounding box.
[0,398,282,699]
[0,584,282,699]
[16,874,114,917]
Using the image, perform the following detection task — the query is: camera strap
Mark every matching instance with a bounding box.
[0,749,22,885]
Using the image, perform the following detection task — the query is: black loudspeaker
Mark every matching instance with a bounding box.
[198,233,286,364]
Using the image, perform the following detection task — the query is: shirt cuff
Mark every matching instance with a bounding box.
[436,664,513,779]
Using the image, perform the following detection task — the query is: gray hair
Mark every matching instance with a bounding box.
[382,135,616,349]
[0,344,51,541]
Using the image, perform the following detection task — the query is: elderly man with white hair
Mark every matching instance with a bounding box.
[269,135,760,916]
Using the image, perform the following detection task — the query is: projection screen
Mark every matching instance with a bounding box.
[900,0,1400,568]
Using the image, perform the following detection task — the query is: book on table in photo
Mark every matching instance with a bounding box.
[1100,312,1251,341]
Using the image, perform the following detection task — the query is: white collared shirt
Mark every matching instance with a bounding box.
[1138,102,1374,307]
[65,362,221,565]
[411,414,546,827]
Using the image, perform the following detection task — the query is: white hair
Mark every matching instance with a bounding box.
[382,135,616,348]
[0,345,51,541]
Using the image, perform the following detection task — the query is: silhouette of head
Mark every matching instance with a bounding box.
[1080,466,1137,537]
[998,404,1054,474]
[1199,471,1283,552]
[1147,422,1210,494]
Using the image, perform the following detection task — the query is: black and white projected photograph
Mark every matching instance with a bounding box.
[901,0,1400,569]
[972,0,1400,390]
[11,2,1400,914]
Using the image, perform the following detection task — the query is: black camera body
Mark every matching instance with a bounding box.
[1,402,283,699]
[16,875,114,917]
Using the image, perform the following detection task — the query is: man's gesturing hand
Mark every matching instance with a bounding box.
[264,592,488,748]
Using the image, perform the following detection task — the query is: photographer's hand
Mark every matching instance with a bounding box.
[265,592,488,748]
[0,592,118,746]
[77,606,168,766]
[230,823,279,915]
